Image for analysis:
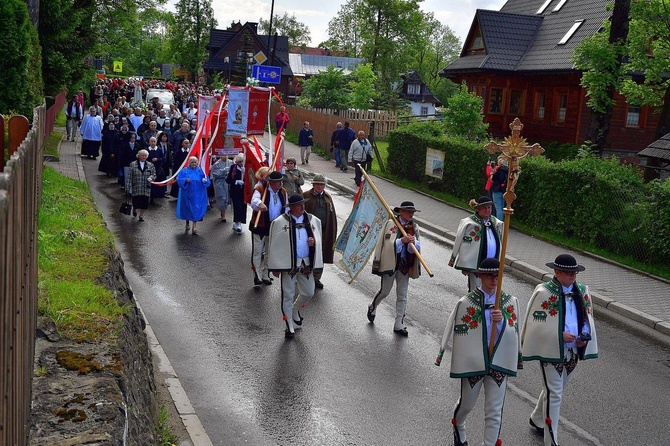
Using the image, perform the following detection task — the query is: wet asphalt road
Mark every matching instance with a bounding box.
[82,159,670,446]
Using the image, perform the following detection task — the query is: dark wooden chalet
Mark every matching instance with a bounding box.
[440,0,659,161]
[204,22,293,97]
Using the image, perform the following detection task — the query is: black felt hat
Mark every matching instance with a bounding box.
[393,201,420,213]
[267,170,283,182]
[476,258,500,274]
[288,194,306,206]
[546,254,585,272]
[474,196,493,207]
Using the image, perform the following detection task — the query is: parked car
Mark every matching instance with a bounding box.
[145,88,174,112]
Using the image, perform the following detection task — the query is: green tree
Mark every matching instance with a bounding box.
[0,0,43,116]
[259,13,311,48]
[39,0,96,96]
[296,66,350,109]
[573,0,630,154]
[410,14,461,105]
[348,63,378,109]
[442,83,488,141]
[167,0,217,81]
[619,0,670,139]
[324,0,364,57]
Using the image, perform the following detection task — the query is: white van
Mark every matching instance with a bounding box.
[145,89,175,112]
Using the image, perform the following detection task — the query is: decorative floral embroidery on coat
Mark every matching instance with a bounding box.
[504,305,517,327]
[473,226,481,241]
[461,306,482,330]
[583,294,591,314]
[540,295,560,317]
[389,226,397,234]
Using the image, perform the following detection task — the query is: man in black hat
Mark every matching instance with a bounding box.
[250,170,288,286]
[367,201,421,336]
[266,194,323,339]
[521,254,598,446]
[449,196,503,292]
[437,258,522,446]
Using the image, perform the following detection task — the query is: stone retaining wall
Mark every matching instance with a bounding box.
[29,247,157,445]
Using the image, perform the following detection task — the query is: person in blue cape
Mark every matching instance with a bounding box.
[176,156,211,235]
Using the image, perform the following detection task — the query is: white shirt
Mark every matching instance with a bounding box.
[480,288,504,346]
[484,219,497,258]
[291,214,310,259]
[394,217,421,254]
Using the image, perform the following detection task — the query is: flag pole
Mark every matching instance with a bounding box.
[360,165,434,278]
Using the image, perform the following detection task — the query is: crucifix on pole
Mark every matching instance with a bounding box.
[484,118,544,355]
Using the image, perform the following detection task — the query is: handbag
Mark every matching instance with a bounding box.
[119,195,132,215]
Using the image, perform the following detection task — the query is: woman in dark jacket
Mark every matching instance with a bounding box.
[490,156,509,221]
[170,138,191,198]
[98,122,119,177]
[225,153,247,233]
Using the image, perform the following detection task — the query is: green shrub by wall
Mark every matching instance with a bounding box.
[387,123,670,266]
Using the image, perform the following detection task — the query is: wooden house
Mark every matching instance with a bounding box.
[439,0,659,162]
[204,22,293,97]
[398,70,441,118]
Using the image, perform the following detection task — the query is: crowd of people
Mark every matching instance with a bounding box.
[69,86,599,446]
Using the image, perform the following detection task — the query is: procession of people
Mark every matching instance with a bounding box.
[74,85,599,445]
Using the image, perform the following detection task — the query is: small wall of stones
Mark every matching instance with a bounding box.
[29,247,157,445]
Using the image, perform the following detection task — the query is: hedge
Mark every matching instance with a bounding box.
[387,122,670,265]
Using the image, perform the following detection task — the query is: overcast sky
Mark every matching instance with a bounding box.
[180,0,508,47]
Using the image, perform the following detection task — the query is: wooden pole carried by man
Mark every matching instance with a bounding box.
[484,118,544,354]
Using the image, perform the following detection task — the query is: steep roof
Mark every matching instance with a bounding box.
[288,54,363,77]
[442,0,611,75]
[398,71,441,105]
[639,133,670,162]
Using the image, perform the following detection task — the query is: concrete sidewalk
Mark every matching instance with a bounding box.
[274,134,670,337]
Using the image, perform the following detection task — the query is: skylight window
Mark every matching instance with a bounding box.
[553,0,568,12]
[558,20,583,45]
[536,0,552,14]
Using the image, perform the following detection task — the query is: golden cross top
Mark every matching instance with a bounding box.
[484,118,544,212]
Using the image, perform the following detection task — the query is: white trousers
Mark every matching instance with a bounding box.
[251,233,270,279]
[280,269,315,333]
[372,271,410,330]
[453,375,508,446]
[530,353,577,446]
[300,145,312,163]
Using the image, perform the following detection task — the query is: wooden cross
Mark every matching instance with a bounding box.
[483,118,544,355]
[484,118,544,215]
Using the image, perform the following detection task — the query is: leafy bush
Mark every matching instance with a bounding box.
[386,121,670,266]
[540,141,581,162]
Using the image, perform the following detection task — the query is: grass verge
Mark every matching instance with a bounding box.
[38,167,126,342]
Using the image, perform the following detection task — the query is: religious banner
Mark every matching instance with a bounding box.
[198,95,218,134]
[334,179,388,283]
[226,88,249,136]
[425,147,445,179]
[247,87,270,135]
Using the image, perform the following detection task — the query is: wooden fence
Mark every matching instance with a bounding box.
[270,103,398,153]
[1,92,63,445]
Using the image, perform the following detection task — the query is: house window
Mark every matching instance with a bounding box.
[552,0,568,12]
[536,92,546,119]
[407,84,420,95]
[420,106,429,116]
[558,20,583,45]
[509,90,524,115]
[472,30,484,49]
[557,93,568,122]
[626,105,641,127]
[536,0,552,14]
[489,88,503,113]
